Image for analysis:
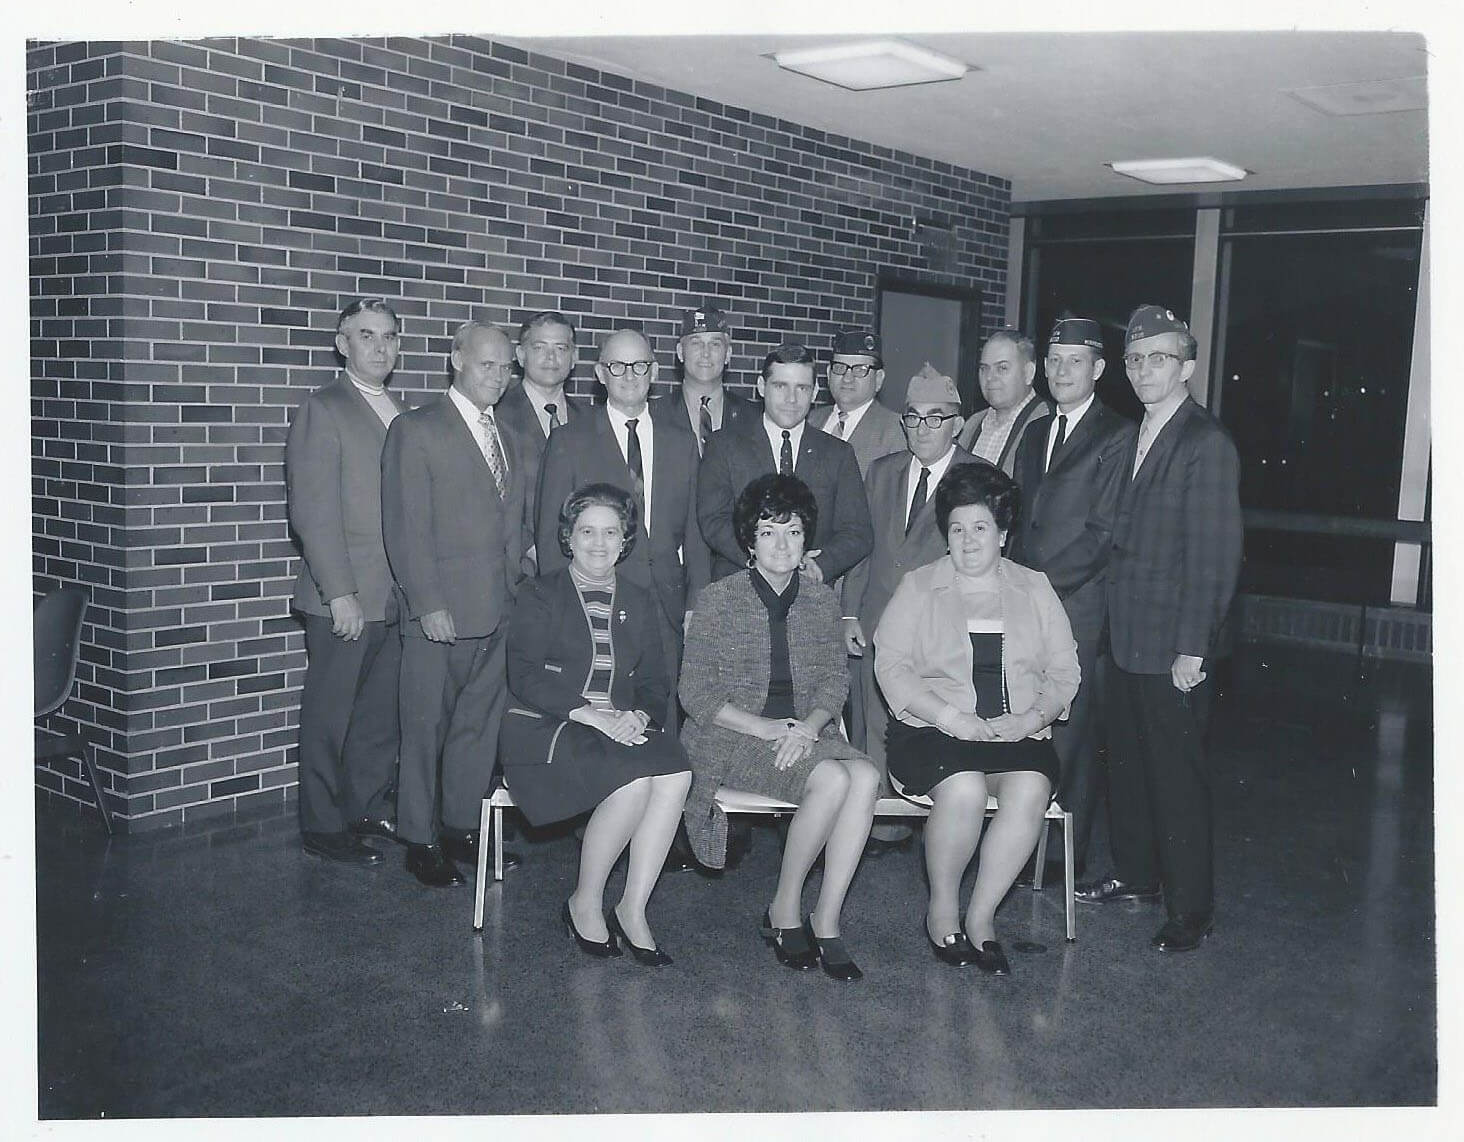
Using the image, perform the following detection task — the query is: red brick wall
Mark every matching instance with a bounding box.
[29,36,1011,831]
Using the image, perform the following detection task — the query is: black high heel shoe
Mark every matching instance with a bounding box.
[928,929,980,966]
[760,909,818,970]
[971,938,1011,976]
[803,917,863,981]
[562,900,621,959]
[608,909,673,967]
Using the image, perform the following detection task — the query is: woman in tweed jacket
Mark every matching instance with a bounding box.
[679,474,877,980]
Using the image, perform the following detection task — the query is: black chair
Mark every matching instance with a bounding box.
[34,587,113,835]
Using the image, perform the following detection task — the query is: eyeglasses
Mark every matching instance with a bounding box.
[829,362,876,378]
[1123,350,1185,370]
[901,411,961,431]
[602,360,654,377]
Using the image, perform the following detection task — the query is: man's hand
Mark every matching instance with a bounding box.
[800,549,825,584]
[419,609,457,644]
[1171,654,1206,693]
[842,617,866,657]
[327,594,365,641]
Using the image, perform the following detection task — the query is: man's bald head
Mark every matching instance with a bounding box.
[451,321,515,409]
[595,327,658,415]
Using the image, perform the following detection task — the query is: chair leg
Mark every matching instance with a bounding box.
[80,742,113,837]
[493,803,505,882]
[1033,817,1049,891]
[1063,810,1076,942]
[473,798,490,932]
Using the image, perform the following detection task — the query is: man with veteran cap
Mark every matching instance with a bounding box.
[1009,314,1137,881]
[841,363,995,853]
[955,327,1052,475]
[1075,304,1241,955]
[650,302,755,455]
[811,329,906,474]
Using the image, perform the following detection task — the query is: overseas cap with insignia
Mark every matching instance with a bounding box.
[1125,304,1189,346]
[681,304,730,337]
[1048,316,1104,351]
[833,328,881,357]
[905,362,961,407]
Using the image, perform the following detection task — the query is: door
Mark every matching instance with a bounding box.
[875,276,985,413]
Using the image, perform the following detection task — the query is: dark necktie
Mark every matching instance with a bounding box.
[779,430,793,476]
[625,417,646,513]
[1047,414,1068,472]
[834,410,848,439]
[698,395,713,455]
[907,465,930,535]
[544,402,560,435]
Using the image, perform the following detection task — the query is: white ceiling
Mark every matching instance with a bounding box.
[505,31,1429,202]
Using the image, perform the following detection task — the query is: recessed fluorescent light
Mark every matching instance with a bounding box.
[1288,77,1427,117]
[772,40,969,91]
[1108,157,1249,185]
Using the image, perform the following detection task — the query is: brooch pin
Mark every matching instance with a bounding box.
[617,609,627,624]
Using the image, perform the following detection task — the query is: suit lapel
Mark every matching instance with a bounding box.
[337,375,391,443]
[1131,399,1195,490]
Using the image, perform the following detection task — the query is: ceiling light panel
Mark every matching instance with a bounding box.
[1109,157,1249,185]
[773,40,969,91]
[1287,76,1427,117]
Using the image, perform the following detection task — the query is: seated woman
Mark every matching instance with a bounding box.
[874,464,1079,975]
[501,483,692,966]
[679,473,879,982]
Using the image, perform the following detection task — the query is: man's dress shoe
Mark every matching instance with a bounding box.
[972,939,1012,976]
[1074,877,1161,904]
[1151,912,1213,952]
[441,829,521,873]
[348,816,399,844]
[405,843,465,887]
[302,831,383,866]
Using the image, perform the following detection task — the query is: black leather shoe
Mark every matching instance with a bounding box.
[303,831,383,866]
[608,909,672,967]
[759,910,818,970]
[928,929,979,966]
[405,843,464,887]
[803,918,862,981]
[1074,877,1161,904]
[348,816,399,844]
[1151,912,1213,952]
[863,833,915,858]
[563,901,622,959]
[972,939,1012,976]
[441,829,521,873]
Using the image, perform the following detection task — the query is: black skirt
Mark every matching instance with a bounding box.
[885,719,1059,797]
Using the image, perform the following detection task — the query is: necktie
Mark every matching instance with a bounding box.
[698,395,713,456]
[625,417,644,482]
[834,409,848,439]
[907,466,930,535]
[1047,414,1068,472]
[779,430,794,476]
[1134,419,1153,477]
[544,402,560,435]
[479,408,508,499]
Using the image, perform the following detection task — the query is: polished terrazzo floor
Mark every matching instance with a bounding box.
[34,644,1435,1118]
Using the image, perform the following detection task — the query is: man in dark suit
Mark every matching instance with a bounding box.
[286,298,409,866]
[382,321,532,886]
[842,364,992,854]
[697,342,874,585]
[1076,305,1242,954]
[1010,316,1138,880]
[650,303,755,457]
[810,328,907,472]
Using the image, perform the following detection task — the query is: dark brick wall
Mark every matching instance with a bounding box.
[29,35,1011,831]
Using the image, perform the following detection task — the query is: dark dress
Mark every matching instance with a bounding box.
[500,568,689,827]
[886,624,1059,797]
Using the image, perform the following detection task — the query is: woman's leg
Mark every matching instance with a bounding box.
[809,757,880,937]
[964,770,1051,945]
[616,770,693,947]
[569,777,653,941]
[768,760,849,928]
[923,770,989,942]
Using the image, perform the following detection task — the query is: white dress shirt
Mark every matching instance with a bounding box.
[762,415,807,473]
[1044,393,1095,470]
[606,403,654,537]
[821,398,875,441]
[905,445,958,527]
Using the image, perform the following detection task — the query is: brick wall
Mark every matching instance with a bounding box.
[29,35,1012,831]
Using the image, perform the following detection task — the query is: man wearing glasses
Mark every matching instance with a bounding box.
[842,365,994,852]
[1008,316,1138,883]
[1075,305,1242,955]
[955,328,1052,475]
[651,303,755,456]
[811,329,906,474]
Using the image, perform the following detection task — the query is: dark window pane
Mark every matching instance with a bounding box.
[1028,208,1196,241]
[1239,531,1397,605]
[1224,197,1426,234]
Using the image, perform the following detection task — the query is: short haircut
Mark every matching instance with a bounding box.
[733,473,818,554]
[984,327,1036,366]
[336,297,399,336]
[934,462,1021,538]
[451,319,506,357]
[519,310,577,343]
[557,482,639,561]
[1176,330,1199,361]
[760,342,817,380]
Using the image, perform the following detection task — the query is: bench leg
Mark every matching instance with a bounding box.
[473,798,490,931]
[80,742,113,836]
[1063,810,1076,942]
[1033,817,1049,891]
[494,803,505,882]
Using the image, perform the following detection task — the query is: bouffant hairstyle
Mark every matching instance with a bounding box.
[732,473,818,555]
[557,482,639,562]
[934,463,1021,539]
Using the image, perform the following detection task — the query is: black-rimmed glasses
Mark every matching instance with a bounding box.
[901,411,961,431]
[603,360,654,377]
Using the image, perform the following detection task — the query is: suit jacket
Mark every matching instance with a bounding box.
[810,400,907,478]
[381,394,532,640]
[955,396,1051,475]
[649,386,756,457]
[535,405,711,630]
[840,446,993,630]
[1009,400,1138,643]
[495,383,586,513]
[286,374,408,621]
[697,416,874,583]
[1106,398,1243,674]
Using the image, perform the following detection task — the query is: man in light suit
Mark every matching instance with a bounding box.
[651,303,756,457]
[697,342,874,585]
[842,365,993,853]
[810,328,907,471]
[286,298,410,866]
[1010,316,1138,880]
[1076,305,1242,954]
[382,321,532,886]
[955,328,1052,475]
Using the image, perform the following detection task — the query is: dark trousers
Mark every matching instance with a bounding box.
[1104,657,1216,916]
[1046,633,1103,866]
[397,629,508,845]
[298,616,400,836]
